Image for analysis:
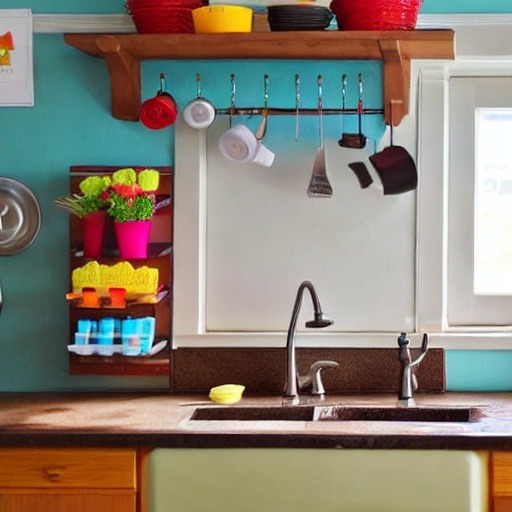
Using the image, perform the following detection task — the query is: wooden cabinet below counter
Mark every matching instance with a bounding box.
[492,452,512,512]
[0,448,137,512]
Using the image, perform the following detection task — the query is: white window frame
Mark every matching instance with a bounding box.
[416,16,512,349]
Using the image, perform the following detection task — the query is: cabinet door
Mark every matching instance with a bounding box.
[492,452,512,512]
[0,448,137,512]
[0,491,135,512]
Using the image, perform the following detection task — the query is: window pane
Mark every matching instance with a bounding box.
[474,108,512,295]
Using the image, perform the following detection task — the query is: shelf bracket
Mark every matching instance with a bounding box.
[95,35,141,121]
[378,39,410,126]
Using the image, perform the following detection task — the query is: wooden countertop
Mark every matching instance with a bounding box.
[0,392,511,450]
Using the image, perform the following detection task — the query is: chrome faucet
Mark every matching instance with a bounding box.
[284,281,338,402]
[397,332,429,407]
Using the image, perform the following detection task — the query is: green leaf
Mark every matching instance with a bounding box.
[112,168,137,186]
[79,176,109,197]
[138,169,160,192]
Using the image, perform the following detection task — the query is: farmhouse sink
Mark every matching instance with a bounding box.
[190,404,483,423]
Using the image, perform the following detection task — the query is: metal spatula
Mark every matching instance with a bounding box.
[308,75,333,198]
[308,148,332,197]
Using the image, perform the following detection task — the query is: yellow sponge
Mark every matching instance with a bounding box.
[209,384,245,405]
[71,260,158,297]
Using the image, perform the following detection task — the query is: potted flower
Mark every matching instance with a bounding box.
[104,168,160,259]
[54,176,111,258]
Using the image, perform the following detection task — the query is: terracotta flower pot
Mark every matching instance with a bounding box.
[82,210,107,259]
[114,219,151,259]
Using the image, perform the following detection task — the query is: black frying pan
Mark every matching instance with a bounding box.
[369,101,417,195]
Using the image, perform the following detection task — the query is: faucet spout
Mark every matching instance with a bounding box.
[284,281,333,399]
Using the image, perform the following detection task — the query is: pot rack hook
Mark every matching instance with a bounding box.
[263,73,269,111]
[159,72,166,95]
[195,72,202,98]
[255,73,269,140]
[229,73,236,127]
[358,73,364,139]
[317,74,323,113]
[358,73,364,112]
[341,73,347,111]
[294,73,301,142]
[317,74,324,146]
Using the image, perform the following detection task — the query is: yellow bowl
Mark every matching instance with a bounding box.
[192,5,253,33]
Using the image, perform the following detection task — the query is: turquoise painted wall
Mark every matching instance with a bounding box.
[446,351,512,391]
[0,1,510,391]
[2,0,512,13]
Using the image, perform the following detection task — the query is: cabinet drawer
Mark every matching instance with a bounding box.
[0,490,136,512]
[0,448,136,489]
[492,452,512,496]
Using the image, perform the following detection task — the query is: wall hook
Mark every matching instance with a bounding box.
[229,73,236,127]
[256,74,270,140]
[294,73,300,141]
[341,73,347,111]
[195,72,202,98]
[159,72,166,95]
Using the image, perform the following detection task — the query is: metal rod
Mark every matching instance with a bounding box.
[215,107,383,116]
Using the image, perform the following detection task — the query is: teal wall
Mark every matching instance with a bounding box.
[0,1,510,391]
[446,351,512,391]
[2,0,512,13]
[422,0,512,13]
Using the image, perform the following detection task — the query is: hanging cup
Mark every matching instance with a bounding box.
[183,97,216,129]
[218,124,275,167]
[140,73,179,130]
[183,73,217,130]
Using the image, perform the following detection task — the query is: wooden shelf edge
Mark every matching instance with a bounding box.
[64,30,455,125]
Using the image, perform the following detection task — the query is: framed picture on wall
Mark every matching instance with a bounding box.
[0,9,33,107]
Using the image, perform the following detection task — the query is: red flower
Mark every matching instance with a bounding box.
[111,183,142,199]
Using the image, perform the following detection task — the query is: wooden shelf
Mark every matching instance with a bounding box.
[69,352,170,376]
[67,166,173,378]
[64,30,455,126]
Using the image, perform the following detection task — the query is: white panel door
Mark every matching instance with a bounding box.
[204,116,416,332]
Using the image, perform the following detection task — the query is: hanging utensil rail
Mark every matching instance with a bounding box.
[215,107,383,116]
